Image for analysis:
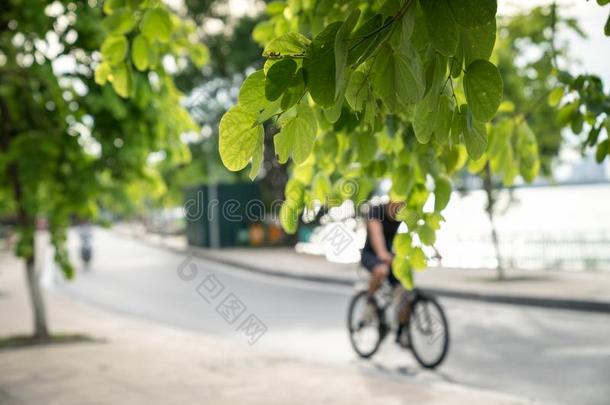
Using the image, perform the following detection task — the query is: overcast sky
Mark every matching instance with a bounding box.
[499,0,610,83]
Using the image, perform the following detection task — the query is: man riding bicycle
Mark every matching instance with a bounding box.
[360,200,415,343]
[349,200,450,366]
[361,200,404,297]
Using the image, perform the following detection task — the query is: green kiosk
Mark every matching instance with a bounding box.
[184,182,262,248]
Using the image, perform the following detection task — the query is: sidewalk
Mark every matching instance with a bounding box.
[0,251,525,404]
[113,223,610,312]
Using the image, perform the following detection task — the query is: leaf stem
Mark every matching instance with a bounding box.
[549,1,560,71]
[348,0,414,52]
[448,75,459,109]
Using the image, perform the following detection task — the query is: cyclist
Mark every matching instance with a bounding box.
[360,201,404,297]
[361,200,414,343]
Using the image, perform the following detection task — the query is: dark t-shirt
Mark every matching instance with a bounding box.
[362,204,400,255]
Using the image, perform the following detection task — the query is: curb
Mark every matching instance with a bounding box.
[115,229,610,314]
[191,249,610,314]
[421,287,610,314]
[191,249,355,287]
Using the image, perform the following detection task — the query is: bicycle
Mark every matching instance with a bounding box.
[347,280,450,369]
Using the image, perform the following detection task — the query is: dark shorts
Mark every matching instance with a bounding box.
[360,250,399,286]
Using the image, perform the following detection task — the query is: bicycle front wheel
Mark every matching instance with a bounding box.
[407,294,450,369]
[347,291,385,358]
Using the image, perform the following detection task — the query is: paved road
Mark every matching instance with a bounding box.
[53,229,610,404]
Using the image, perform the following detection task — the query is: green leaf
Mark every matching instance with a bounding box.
[256,98,282,124]
[293,161,314,185]
[355,128,377,166]
[267,1,286,15]
[219,106,264,171]
[434,175,452,212]
[571,112,583,134]
[280,202,300,234]
[101,35,128,64]
[394,233,413,256]
[345,70,368,111]
[451,36,464,78]
[390,165,415,201]
[488,118,512,157]
[249,133,264,180]
[265,58,297,101]
[396,206,419,228]
[303,22,342,107]
[408,183,430,208]
[238,70,269,113]
[102,8,137,34]
[363,94,378,127]
[426,212,443,230]
[109,63,132,98]
[347,14,383,65]
[103,0,124,14]
[420,0,458,56]
[141,8,172,43]
[379,0,402,17]
[449,0,497,28]
[586,125,602,148]
[548,87,564,107]
[253,20,275,44]
[336,177,363,201]
[596,139,609,163]
[555,102,578,126]
[281,69,306,110]
[413,95,437,144]
[409,247,427,270]
[435,94,454,143]
[323,98,343,124]
[392,256,414,290]
[460,19,496,65]
[263,33,311,58]
[464,60,503,121]
[284,178,306,208]
[462,107,488,159]
[131,35,149,71]
[312,172,332,202]
[373,44,424,113]
[94,62,111,85]
[450,106,464,144]
[431,54,450,94]
[418,224,436,246]
[605,12,610,36]
[335,9,360,98]
[397,1,417,43]
[275,103,318,164]
[515,121,540,182]
[190,44,209,68]
[468,154,488,174]
[318,118,341,157]
[414,57,451,144]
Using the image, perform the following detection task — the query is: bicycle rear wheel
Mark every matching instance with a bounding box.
[347,291,385,358]
[407,293,449,369]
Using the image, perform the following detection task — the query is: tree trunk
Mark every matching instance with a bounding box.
[10,169,49,338]
[2,88,50,338]
[484,163,504,280]
[24,249,49,339]
[262,124,289,203]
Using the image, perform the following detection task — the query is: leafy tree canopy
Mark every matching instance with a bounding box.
[9,0,610,286]
[213,0,610,287]
[0,0,206,277]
